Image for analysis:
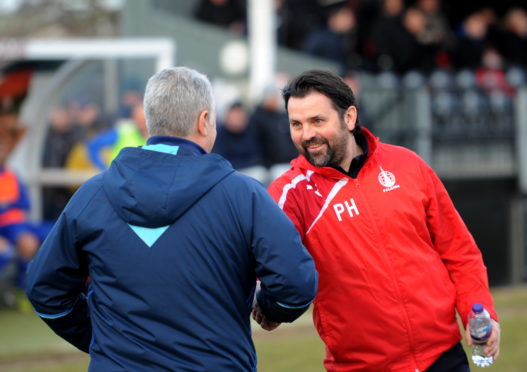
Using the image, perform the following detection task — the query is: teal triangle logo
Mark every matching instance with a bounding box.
[128,224,170,247]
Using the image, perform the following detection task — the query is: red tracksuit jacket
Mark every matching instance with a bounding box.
[268,129,497,372]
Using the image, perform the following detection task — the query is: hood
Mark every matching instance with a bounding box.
[102,147,234,227]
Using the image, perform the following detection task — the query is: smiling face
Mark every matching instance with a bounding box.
[288,90,357,169]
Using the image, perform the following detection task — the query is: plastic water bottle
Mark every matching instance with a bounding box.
[468,303,493,367]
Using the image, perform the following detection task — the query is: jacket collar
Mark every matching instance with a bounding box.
[146,136,206,155]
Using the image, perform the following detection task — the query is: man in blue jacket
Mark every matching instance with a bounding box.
[26,67,318,371]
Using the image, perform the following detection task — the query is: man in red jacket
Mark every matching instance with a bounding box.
[266,70,500,371]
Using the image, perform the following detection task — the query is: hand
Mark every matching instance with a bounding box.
[466,319,501,361]
[252,302,281,331]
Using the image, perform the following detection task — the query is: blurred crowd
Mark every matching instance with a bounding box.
[193,0,527,76]
[193,0,525,150]
[38,80,301,222]
[40,88,147,220]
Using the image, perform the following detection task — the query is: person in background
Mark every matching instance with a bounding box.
[453,10,491,69]
[0,114,40,294]
[67,96,106,138]
[415,0,454,68]
[497,7,527,67]
[267,70,500,371]
[276,0,323,50]
[61,97,108,173]
[213,101,263,170]
[41,105,86,221]
[475,47,515,97]
[26,67,317,371]
[250,85,298,169]
[370,0,419,73]
[117,81,144,120]
[42,105,85,169]
[303,1,359,73]
[0,66,47,301]
[86,103,147,171]
[193,0,246,35]
[401,6,439,73]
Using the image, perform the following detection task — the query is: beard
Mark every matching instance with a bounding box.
[300,130,349,168]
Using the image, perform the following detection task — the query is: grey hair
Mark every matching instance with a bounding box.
[143,67,215,137]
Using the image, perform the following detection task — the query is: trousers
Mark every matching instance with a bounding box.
[425,343,470,372]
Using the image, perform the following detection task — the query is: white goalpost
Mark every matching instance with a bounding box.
[1,38,175,220]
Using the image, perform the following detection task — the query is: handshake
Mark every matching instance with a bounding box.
[252,301,281,331]
[252,280,281,331]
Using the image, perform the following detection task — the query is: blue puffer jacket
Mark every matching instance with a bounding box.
[26,136,318,372]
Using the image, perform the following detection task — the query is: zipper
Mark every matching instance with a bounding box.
[353,177,420,369]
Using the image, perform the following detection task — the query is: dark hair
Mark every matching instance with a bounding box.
[282,70,360,127]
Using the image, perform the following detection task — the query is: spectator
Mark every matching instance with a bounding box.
[303,2,359,72]
[194,0,246,35]
[250,85,298,168]
[64,98,114,173]
[41,106,84,221]
[277,0,324,50]
[498,7,527,67]
[453,10,490,69]
[0,114,39,292]
[213,101,263,170]
[415,0,454,68]
[415,0,452,45]
[475,47,515,97]
[117,76,144,119]
[350,0,381,69]
[371,0,407,72]
[86,103,147,171]
[402,7,438,72]
[117,89,143,120]
[0,66,41,308]
[68,96,106,137]
[57,97,107,172]
[42,106,83,168]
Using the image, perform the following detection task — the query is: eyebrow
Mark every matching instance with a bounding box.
[308,115,325,121]
[290,114,325,123]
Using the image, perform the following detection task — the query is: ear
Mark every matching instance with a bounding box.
[345,106,357,131]
[196,110,210,137]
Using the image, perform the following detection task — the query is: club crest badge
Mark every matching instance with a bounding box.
[378,166,400,192]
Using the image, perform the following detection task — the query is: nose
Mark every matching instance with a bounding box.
[301,124,316,142]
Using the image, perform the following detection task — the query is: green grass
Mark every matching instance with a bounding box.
[0,286,526,372]
[254,318,325,372]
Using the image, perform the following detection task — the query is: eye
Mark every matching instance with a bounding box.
[290,121,302,128]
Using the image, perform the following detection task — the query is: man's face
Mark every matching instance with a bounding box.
[288,91,355,168]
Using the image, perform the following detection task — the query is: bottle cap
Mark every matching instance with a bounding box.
[472,303,484,313]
